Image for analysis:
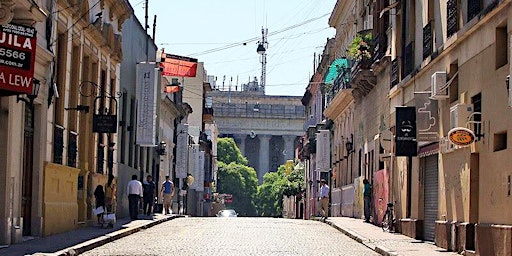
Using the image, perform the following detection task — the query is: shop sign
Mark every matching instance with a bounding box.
[448,127,475,146]
[0,23,37,94]
[93,114,118,133]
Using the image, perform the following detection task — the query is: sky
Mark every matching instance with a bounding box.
[128,0,336,96]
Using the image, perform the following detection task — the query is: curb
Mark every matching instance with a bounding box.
[36,215,183,256]
[320,219,397,256]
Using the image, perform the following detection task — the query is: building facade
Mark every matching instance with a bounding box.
[324,0,512,255]
[0,0,131,245]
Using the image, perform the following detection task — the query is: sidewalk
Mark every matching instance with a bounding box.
[0,213,183,256]
[320,217,460,256]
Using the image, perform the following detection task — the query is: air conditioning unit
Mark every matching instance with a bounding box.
[430,72,449,99]
[450,103,473,129]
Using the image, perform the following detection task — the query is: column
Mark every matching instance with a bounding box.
[283,135,296,161]
[233,134,246,156]
[258,135,271,182]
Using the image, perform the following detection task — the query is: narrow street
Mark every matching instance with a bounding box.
[81,217,379,256]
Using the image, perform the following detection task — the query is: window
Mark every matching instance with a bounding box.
[493,132,507,152]
[496,26,508,69]
[449,62,459,103]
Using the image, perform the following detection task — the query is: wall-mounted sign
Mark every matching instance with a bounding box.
[0,23,37,95]
[395,106,418,156]
[447,127,475,146]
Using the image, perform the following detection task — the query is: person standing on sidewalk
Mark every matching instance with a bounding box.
[127,174,143,220]
[143,175,156,216]
[160,175,175,215]
[363,178,372,223]
[319,179,330,220]
[105,174,117,213]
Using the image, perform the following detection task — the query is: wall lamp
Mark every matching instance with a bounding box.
[17,79,40,106]
[345,134,354,155]
[156,141,167,155]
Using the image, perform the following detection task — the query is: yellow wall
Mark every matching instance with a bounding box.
[43,162,80,236]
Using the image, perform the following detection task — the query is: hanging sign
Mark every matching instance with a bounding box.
[395,106,418,156]
[0,23,37,95]
[447,127,475,146]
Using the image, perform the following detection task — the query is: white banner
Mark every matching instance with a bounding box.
[316,130,330,172]
[175,123,189,178]
[197,151,205,192]
[188,144,199,189]
[136,63,158,146]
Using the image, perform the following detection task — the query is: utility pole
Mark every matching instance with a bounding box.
[145,0,149,62]
[256,28,268,93]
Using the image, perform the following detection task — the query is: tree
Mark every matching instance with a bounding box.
[217,138,248,165]
[216,138,257,216]
[255,164,304,217]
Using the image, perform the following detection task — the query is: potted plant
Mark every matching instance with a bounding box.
[347,32,373,60]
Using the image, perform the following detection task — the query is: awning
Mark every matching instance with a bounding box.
[324,58,349,84]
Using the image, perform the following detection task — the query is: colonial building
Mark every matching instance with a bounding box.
[0,0,131,245]
[324,0,512,255]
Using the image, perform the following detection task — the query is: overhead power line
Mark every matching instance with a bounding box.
[186,13,331,57]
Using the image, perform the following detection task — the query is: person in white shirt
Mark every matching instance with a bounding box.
[126,174,143,220]
[319,179,330,220]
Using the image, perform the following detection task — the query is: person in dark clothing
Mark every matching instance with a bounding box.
[143,175,156,216]
[363,179,372,223]
[94,185,105,225]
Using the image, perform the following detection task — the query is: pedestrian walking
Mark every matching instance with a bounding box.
[143,175,156,216]
[160,175,175,215]
[363,178,372,223]
[93,185,105,226]
[319,179,329,220]
[126,174,143,220]
[105,174,117,213]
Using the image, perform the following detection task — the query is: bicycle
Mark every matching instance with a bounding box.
[381,202,396,232]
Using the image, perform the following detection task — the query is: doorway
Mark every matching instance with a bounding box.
[22,106,34,236]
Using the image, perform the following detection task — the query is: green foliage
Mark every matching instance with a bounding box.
[347,32,373,60]
[217,138,248,165]
[216,139,257,216]
[255,164,305,217]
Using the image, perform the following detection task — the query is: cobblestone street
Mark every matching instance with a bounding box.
[81,217,379,256]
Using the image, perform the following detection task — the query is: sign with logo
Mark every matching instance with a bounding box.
[135,63,158,146]
[448,127,475,146]
[175,123,189,178]
[414,92,439,141]
[395,106,418,156]
[0,23,37,95]
[316,130,330,172]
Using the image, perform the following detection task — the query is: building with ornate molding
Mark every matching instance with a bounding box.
[209,79,304,183]
[0,0,131,245]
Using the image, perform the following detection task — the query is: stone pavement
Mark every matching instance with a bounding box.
[320,217,460,256]
[0,213,182,256]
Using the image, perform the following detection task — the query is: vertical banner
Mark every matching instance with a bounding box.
[0,23,37,95]
[136,63,158,146]
[197,151,205,192]
[188,144,199,189]
[414,92,439,141]
[395,106,418,156]
[316,130,330,172]
[175,123,189,178]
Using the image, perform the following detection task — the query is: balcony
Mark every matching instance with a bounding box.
[350,56,376,100]
[347,30,376,100]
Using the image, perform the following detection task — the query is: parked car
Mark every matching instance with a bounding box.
[216,209,238,217]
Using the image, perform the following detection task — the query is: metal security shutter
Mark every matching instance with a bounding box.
[423,154,438,241]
